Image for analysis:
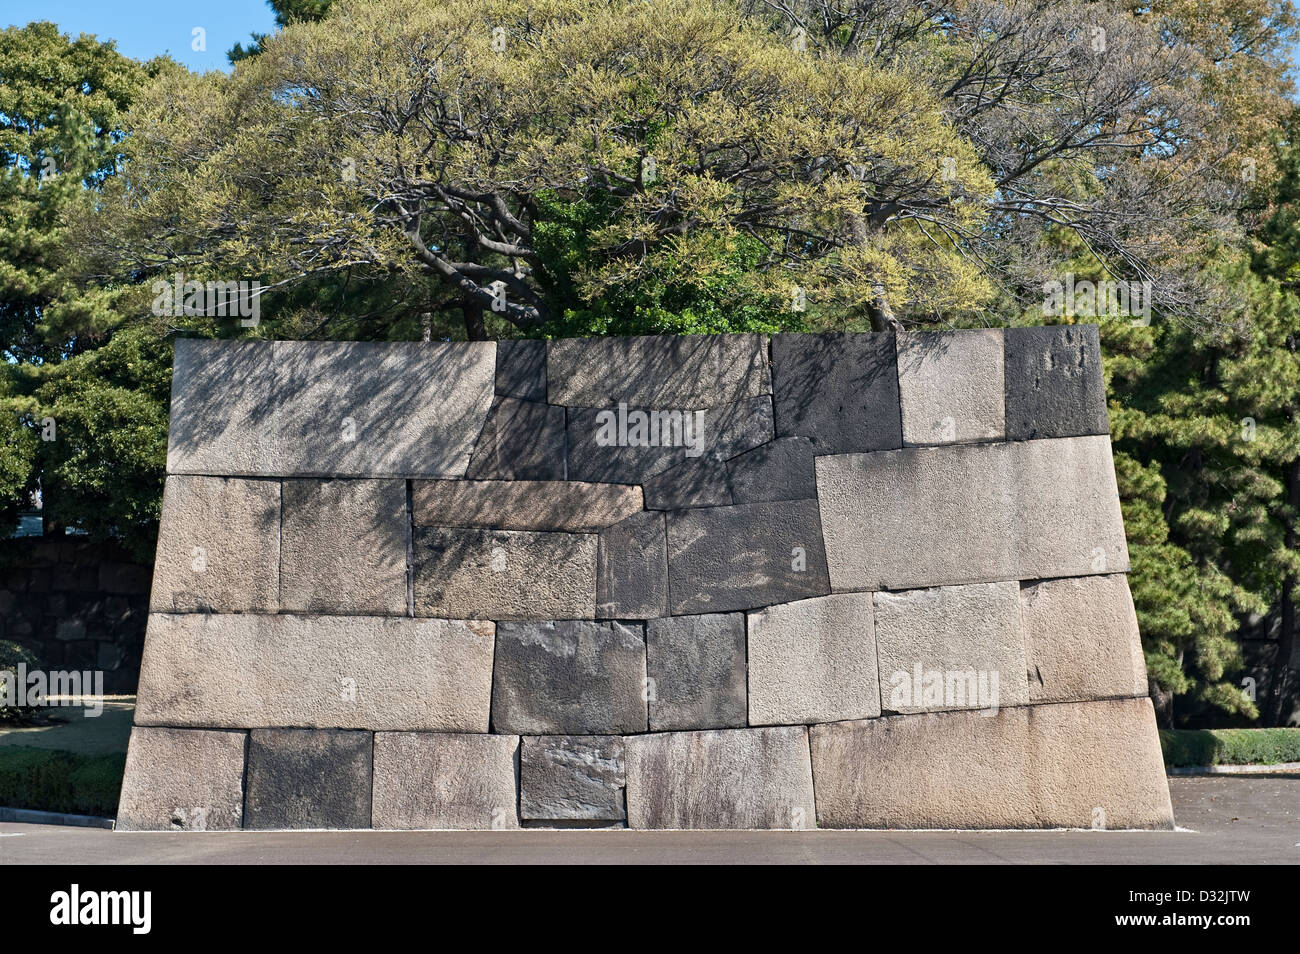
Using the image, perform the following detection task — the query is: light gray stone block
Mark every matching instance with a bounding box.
[816,436,1128,591]
[279,478,407,615]
[148,475,280,613]
[642,456,732,510]
[597,511,668,619]
[809,698,1174,829]
[726,436,817,504]
[413,526,596,620]
[115,727,247,831]
[520,735,626,822]
[548,334,770,407]
[244,728,373,830]
[492,620,647,735]
[897,329,1004,445]
[413,479,643,532]
[372,732,520,830]
[168,340,497,477]
[1022,574,1148,703]
[134,613,495,731]
[747,593,879,725]
[566,396,773,484]
[771,332,902,453]
[624,726,816,829]
[666,499,830,614]
[495,339,547,401]
[873,581,1028,713]
[1004,324,1109,440]
[466,397,566,480]
[646,613,747,731]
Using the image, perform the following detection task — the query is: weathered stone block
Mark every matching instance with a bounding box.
[116,727,246,831]
[597,511,667,619]
[495,339,547,401]
[642,456,732,510]
[413,479,642,531]
[873,581,1028,713]
[413,527,596,619]
[548,334,770,407]
[466,397,566,480]
[492,620,647,735]
[809,698,1173,829]
[520,735,626,822]
[771,333,901,453]
[816,436,1128,591]
[165,340,278,476]
[134,613,495,731]
[726,436,817,504]
[566,397,773,484]
[1004,324,1108,440]
[149,476,280,613]
[666,499,830,614]
[624,726,816,829]
[747,593,878,725]
[1022,574,1147,704]
[279,478,407,615]
[897,329,1004,445]
[646,613,747,731]
[372,732,519,830]
[244,728,373,830]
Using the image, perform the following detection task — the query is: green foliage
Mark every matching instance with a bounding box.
[0,640,42,723]
[0,747,125,817]
[1160,728,1300,766]
[229,0,336,62]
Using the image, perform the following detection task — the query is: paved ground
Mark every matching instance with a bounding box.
[0,697,133,755]
[0,775,1296,864]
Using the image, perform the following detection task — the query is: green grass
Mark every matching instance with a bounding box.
[1160,728,1300,767]
[0,746,125,817]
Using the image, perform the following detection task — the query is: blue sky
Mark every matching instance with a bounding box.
[5,0,1300,75]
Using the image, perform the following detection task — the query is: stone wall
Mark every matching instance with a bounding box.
[116,329,1175,831]
[1,537,151,694]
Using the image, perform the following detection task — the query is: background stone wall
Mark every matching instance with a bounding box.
[117,328,1175,831]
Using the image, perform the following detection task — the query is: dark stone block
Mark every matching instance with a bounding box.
[520,735,626,822]
[597,511,668,619]
[99,562,152,595]
[492,620,647,735]
[646,613,747,731]
[244,728,373,830]
[666,499,831,614]
[726,436,817,503]
[495,339,547,401]
[642,456,732,510]
[566,396,773,484]
[1004,325,1108,439]
[770,333,901,453]
[467,397,566,480]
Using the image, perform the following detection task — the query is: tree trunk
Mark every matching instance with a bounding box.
[462,298,487,341]
[1269,454,1299,726]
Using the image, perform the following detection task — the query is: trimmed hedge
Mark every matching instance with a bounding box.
[1160,728,1300,767]
[0,747,125,817]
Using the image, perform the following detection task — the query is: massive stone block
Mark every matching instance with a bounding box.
[726,436,817,504]
[809,698,1173,829]
[1021,574,1147,704]
[548,334,770,407]
[873,581,1028,713]
[624,726,816,829]
[168,339,496,477]
[1004,325,1109,440]
[747,593,879,725]
[466,397,566,481]
[641,456,732,510]
[134,613,495,731]
[413,527,596,620]
[495,339,547,401]
[596,511,668,619]
[279,478,407,615]
[897,329,1004,445]
[243,728,373,830]
[116,727,247,831]
[149,475,280,613]
[372,732,520,830]
[646,613,747,731]
[520,735,626,822]
[413,479,642,532]
[770,332,902,453]
[492,620,647,735]
[566,396,773,484]
[816,436,1128,591]
[666,499,831,614]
